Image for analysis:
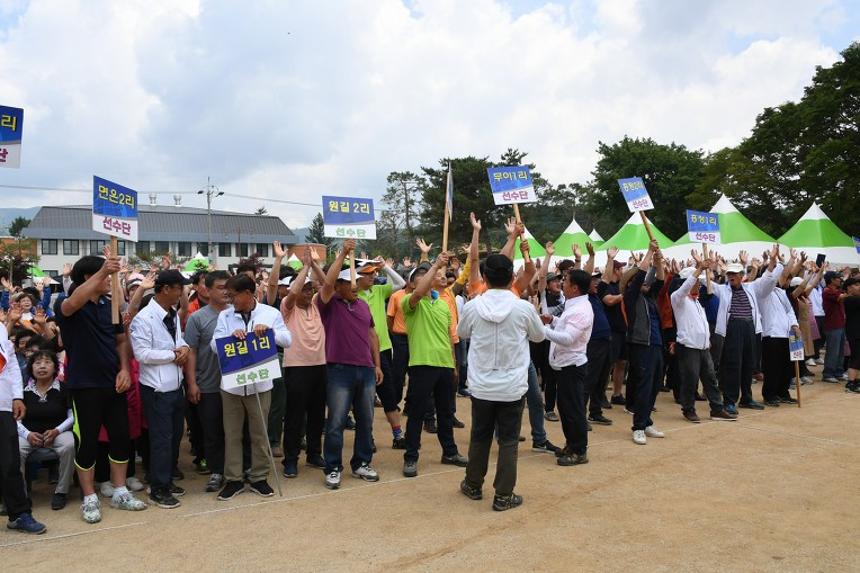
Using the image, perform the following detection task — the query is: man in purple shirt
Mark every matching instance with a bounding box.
[317,240,384,490]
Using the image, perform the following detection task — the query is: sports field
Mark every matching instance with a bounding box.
[3,376,858,573]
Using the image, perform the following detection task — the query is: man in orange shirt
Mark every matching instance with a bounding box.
[387,279,413,409]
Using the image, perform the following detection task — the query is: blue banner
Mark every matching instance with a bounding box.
[617,177,654,212]
[686,209,721,244]
[93,176,139,218]
[322,196,375,225]
[486,166,535,205]
[215,330,278,375]
[0,106,23,144]
[854,236,860,254]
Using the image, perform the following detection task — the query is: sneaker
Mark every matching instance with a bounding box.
[423,419,438,434]
[822,376,840,383]
[80,496,102,523]
[611,394,626,406]
[126,477,145,492]
[6,512,46,534]
[403,460,418,478]
[623,407,634,415]
[543,411,560,422]
[51,493,67,510]
[710,410,737,421]
[695,392,706,402]
[806,358,817,367]
[846,381,860,394]
[249,480,274,497]
[195,458,211,475]
[492,493,523,512]
[452,416,466,429]
[352,463,380,482]
[206,473,224,492]
[172,467,185,481]
[816,358,824,365]
[532,439,561,454]
[739,400,765,410]
[99,481,115,499]
[325,471,342,489]
[778,396,798,404]
[557,452,588,466]
[392,437,407,450]
[149,488,181,509]
[839,373,849,380]
[217,480,245,501]
[632,430,647,445]
[283,462,298,478]
[111,491,147,511]
[725,403,738,415]
[457,389,472,398]
[683,410,701,423]
[588,414,613,425]
[460,480,482,500]
[441,453,468,467]
[600,395,612,410]
[644,425,665,438]
[764,398,781,407]
[168,483,186,497]
[801,376,813,385]
[306,455,326,469]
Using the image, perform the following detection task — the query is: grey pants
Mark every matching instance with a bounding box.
[464,396,524,496]
[677,345,724,413]
[18,431,75,494]
[222,390,271,483]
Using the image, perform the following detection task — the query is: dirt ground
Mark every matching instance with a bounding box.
[2,372,859,573]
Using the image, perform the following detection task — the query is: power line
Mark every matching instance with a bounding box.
[0,183,199,194]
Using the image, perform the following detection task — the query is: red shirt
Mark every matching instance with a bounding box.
[822,287,845,330]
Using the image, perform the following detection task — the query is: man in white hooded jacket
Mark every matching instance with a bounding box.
[457,254,545,512]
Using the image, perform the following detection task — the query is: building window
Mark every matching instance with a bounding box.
[255,243,269,257]
[41,239,58,255]
[89,240,107,255]
[136,241,151,257]
[63,240,79,256]
[177,242,192,257]
[117,241,126,256]
[46,270,59,278]
[198,243,209,257]
[219,243,231,257]
[153,241,170,255]
[236,243,248,257]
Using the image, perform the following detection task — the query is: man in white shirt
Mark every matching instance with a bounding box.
[130,270,191,509]
[670,256,735,423]
[759,254,799,406]
[541,268,594,466]
[457,255,545,512]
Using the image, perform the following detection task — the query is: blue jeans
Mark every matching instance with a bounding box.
[823,328,845,378]
[323,364,375,473]
[525,361,547,444]
[140,386,185,490]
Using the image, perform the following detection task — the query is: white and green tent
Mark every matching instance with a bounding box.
[778,201,860,265]
[513,226,547,267]
[597,212,673,253]
[588,229,604,248]
[551,218,592,261]
[663,194,777,262]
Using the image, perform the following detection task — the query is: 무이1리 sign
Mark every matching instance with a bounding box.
[789,332,804,362]
[686,209,721,245]
[215,330,281,390]
[322,195,377,240]
[486,166,536,206]
[0,105,24,168]
[92,176,139,242]
[617,177,654,213]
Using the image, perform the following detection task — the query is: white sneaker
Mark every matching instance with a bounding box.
[81,497,102,524]
[806,358,817,367]
[126,477,145,492]
[801,376,813,385]
[351,463,379,482]
[99,481,115,499]
[632,430,646,445]
[644,425,665,438]
[111,491,148,511]
[325,470,341,490]
[839,373,849,380]
[816,358,824,365]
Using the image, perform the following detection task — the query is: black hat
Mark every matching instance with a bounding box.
[546,272,560,282]
[155,270,192,288]
[824,271,842,284]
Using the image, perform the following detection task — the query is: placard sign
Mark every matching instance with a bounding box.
[487,166,536,205]
[215,330,281,390]
[0,105,24,168]
[686,210,721,245]
[789,332,804,362]
[92,176,139,242]
[322,195,377,240]
[854,236,860,254]
[617,177,654,212]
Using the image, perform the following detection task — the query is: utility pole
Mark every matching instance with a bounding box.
[197,176,223,263]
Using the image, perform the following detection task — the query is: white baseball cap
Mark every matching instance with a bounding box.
[725,263,744,274]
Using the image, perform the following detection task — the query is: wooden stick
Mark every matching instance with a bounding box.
[442,201,450,253]
[349,253,356,288]
[794,360,802,408]
[110,236,120,325]
[639,211,655,242]
[512,204,531,264]
[702,243,712,291]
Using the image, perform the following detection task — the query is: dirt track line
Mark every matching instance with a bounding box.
[0,520,147,549]
[731,424,854,447]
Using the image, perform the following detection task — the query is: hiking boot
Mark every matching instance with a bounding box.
[492,493,523,512]
[710,410,737,421]
[423,419,438,434]
[557,452,588,466]
[683,410,701,423]
[352,463,380,482]
[6,512,46,534]
[543,411,560,422]
[403,460,418,478]
[460,480,482,500]
[206,473,224,492]
[217,480,245,501]
[441,453,468,467]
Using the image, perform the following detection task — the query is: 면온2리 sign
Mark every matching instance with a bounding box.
[215,330,281,391]
[686,209,721,245]
[486,166,537,206]
[322,196,377,240]
[92,176,139,242]
[617,177,654,213]
[0,106,24,168]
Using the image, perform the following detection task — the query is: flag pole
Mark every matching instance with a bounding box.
[442,201,450,253]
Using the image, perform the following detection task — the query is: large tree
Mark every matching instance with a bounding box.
[8,216,30,238]
[305,212,332,251]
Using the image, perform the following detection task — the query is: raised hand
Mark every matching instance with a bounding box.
[470,212,481,231]
[691,249,703,265]
[436,251,450,267]
[607,246,619,260]
[648,239,659,252]
[573,244,582,259]
[738,250,749,266]
[770,243,780,261]
[302,247,313,267]
[545,241,555,257]
[342,239,356,256]
[416,238,432,254]
[141,269,157,290]
[272,240,286,259]
[34,307,47,325]
[585,242,595,257]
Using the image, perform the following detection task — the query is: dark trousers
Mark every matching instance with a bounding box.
[719,318,755,406]
[535,340,558,412]
[762,337,792,400]
[709,323,724,374]
[283,365,327,465]
[0,411,30,520]
[628,344,663,431]
[556,364,588,455]
[95,440,138,482]
[391,333,409,406]
[185,401,204,462]
[404,366,458,462]
[662,328,679,396]
[585,338,611,417]
[197,392,225,475]
[813,316,825,359]
[464,396,524,496]
[677,345,724,413]
[267,365,286,447]
[140,386,185,490]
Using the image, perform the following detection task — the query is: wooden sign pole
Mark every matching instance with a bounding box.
[512,204,531,264]
[702,243,712,291]
[794,360,802,408]
[639,211,656,242]
[349,252,356,288]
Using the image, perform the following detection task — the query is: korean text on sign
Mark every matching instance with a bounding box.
[788,332,804,362]
[0,105,24,169]
[215,330,281,391]
[486,166,536,206]
[617,177,654,213]
[686,209,721,245]
[92,176,139,242]
[321,195,377,240]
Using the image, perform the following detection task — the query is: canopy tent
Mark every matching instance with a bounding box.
[551,218,592,260]
[28,265,46,278]
[778,201,860,265]
[597,212,673,253]
[513,226,547,262]
[183,253,210,272]
[588,228,604,248]
[286,254,303,270]
[663,194,778,262]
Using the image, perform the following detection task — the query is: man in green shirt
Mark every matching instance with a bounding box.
[356,259,406,449]
[401,253,467,477]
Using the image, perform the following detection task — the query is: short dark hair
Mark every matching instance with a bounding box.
[205,270,231,289]
[191,270,208,286]
[483,254,514,288]
[226,274,256,294]
[236,262,257,276]
[26,349,58,381]
[557,259,575,273]
[70,256,105,286]
[565,269,591,296]
[280,266,297,280]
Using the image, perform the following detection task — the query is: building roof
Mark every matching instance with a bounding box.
[22,205,297,244]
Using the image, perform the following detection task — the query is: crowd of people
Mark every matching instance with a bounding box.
[1,213,859,533]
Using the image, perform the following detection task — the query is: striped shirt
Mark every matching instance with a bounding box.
[729,286,753,320]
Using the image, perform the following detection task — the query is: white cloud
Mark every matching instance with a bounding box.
[0,0,850,229]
